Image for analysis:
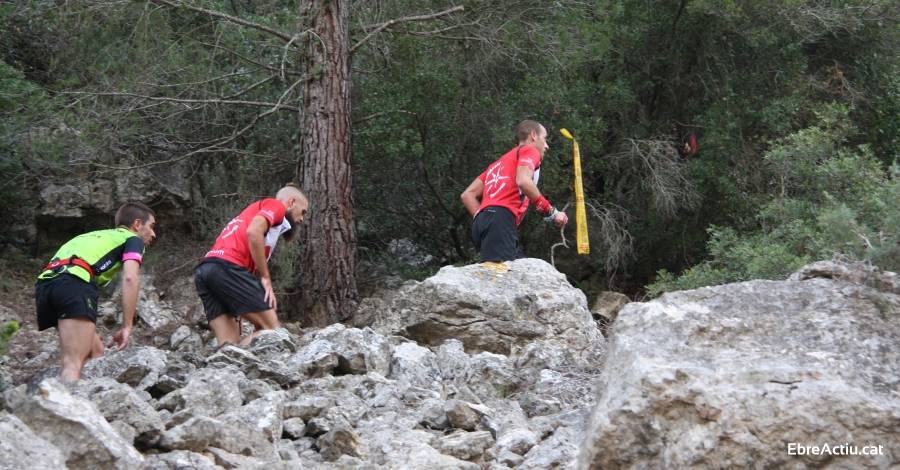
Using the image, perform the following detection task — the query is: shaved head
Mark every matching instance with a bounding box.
[276,184,309,236]
[276,185,306,203]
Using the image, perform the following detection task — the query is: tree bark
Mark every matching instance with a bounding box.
[296,0,358,326]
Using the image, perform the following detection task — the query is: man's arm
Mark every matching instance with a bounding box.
[515,166,542,201]
[516,166,568,228]
[460,178,484,217]
[110,259,140,350]
[247,215,276,310]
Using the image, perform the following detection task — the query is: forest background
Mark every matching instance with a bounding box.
[1,0,897,325]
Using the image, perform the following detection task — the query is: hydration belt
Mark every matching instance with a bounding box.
[42,256,95,278]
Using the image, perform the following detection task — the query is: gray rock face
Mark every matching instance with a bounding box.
[5,379,144,469]
[438,430,495,461]
[220,391,285,443]
[9,259,893,469]
[314,324,393,375]
[445,399,491,432]
[287,339,340,377]
[157,365,244,417]
[140,450,222,470]
[159,415,275,458]
[389,342,443,391]
[38,163,191,227]
[371,258,605,364]
[0,411,67,469]
[590,290,629,325]
[316,426,363,461]
[71,377,165,447]
[82,346,168,390]
[578,262,900,469]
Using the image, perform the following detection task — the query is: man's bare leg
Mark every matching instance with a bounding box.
[90,332,104,359]
[58,318,98,383]
[238,309,279,347]
[209,314,241,347]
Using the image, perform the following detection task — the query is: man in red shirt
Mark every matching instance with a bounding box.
[194,185,309,347]
[460,120,568,261]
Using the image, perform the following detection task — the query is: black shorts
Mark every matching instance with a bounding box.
[194,258,271,321]
[35,274,99,331]
[471,206,523,262]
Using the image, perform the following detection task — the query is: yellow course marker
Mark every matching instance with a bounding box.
[560,128,589,254]
[479,261,509,282]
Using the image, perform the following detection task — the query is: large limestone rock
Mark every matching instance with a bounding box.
[372,258,604,362]
[159,415,275,458]
[5,379,144,469]
[140,450,222,470]
[579,262,900,469]
[0,411,67,469]
[157,365,244,418]
[82,346,168,390]
[71,377,165,448]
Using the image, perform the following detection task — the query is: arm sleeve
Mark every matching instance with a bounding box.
[122,237,145,264]
[517,146,542,171]
[256,199,286,227]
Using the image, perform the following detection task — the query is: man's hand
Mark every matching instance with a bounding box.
[553,211,569,228]
[261,276,277,310]
[108,326,132,351]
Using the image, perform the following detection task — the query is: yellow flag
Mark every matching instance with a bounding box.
[560,128,589,254]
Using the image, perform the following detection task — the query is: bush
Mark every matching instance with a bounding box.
[0,320,19,356]
[649,105,898,296]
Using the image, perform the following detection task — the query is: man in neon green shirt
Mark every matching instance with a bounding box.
[35,202,157,382]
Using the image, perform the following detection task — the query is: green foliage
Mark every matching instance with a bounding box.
[650,106,899,296]
[0,320,19,356]
[1,0,897,300]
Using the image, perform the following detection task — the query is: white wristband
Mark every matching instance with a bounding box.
[543,207,558,223]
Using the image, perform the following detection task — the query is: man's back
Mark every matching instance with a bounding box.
[477,145,543,226]
[39,227,145,285]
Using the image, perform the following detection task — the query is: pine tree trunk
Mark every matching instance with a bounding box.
[296,0,357,326]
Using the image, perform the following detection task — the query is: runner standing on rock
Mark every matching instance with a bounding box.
[461,120,568,261]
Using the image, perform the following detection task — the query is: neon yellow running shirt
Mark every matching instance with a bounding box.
[38,227,145,285]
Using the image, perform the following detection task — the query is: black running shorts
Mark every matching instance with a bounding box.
[35,273,99,331]
[194,258,271,321]
[471,206,523,262]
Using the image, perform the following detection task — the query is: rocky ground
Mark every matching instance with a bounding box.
[1,258,899,469]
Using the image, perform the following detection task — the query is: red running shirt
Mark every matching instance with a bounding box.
[477,145,542,225]
[204,199,290,272]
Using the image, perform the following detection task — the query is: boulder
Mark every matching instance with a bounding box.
[283,395,334,421]
[371,259,604,364]
[70,377,165,448]
[287,339,340,377]
[170,325,203,352]
[139,450,222,470]
[316,426,363,461]
[438,430,495,461]
[157,365,244,417]
[389,342,443,391]
[0,411,67,469]
[219,391,285,442]
[282,417,306,439]
[248,328,298,357]
[159,415,275,458]
[357,424,479,470]
[82,346,168,390]
[590,291,629,324]
[445,399,492,432]
[312,324,393,375]
[578,262,900,469]
[5,379,143,469]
